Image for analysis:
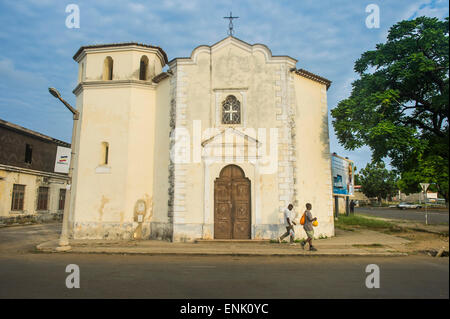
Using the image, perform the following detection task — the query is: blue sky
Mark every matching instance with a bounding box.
[0,0,448,171]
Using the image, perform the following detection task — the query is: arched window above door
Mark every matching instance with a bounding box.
[221,95,241,125]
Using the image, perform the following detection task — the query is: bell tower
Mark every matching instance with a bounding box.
[70,43,168,240]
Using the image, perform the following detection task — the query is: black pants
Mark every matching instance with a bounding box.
[279,225,294,243]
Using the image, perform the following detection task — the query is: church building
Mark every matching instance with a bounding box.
[69,36,334,241]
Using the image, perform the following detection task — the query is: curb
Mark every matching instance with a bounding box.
[35,242,408,257]
[406,227,449,236]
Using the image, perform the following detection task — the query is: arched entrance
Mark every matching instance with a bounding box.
[214,164,251,239]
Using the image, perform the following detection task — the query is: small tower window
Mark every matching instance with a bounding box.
[101,142,109,165]
[25,144,32,164]
[139,55,149,80]
[103,56,113,80]
[222,95,241,124]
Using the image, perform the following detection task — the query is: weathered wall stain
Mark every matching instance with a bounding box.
[98,195,109,222]
[119,211,124,227]
[144,194,153,221]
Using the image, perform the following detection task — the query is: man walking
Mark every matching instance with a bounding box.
[301,203,318,251]
[349,200,355,214]
[278,204,296,245]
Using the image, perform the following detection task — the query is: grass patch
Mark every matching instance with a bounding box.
[336,215,393,228]
[335,214,403,233]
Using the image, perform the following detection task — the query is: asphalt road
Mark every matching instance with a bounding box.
[0,223,448,299]
[356,207,449,224]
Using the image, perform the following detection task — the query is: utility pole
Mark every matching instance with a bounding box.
[49,87,79,251]
[420,183,430,225]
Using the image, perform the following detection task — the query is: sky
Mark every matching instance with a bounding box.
[0,0,448,171]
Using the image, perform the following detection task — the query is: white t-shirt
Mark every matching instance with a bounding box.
[284,208,294,226]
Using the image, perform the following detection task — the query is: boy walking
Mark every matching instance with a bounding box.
[301,203,318,251]
[278,204,296,245]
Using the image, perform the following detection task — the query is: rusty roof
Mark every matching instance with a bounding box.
[292,68,332,89]
[73,42,169,64]
[152,71,172,83]
[0,118,70,147]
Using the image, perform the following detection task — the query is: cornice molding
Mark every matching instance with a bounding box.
[73,80,157,95]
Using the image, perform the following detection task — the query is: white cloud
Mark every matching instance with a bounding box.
[0,58,48,85]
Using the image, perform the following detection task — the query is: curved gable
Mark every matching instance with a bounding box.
[168,36,297,67]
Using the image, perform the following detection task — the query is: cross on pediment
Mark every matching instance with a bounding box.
[223,12,239,36]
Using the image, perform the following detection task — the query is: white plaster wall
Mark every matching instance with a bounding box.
[71,82,157,239]
[72,86,131,224]
[293,76,334,238]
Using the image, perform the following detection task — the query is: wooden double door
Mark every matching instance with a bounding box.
[214,165,251,239]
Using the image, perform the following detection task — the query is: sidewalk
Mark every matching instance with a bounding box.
[36,229,410,256]
[394,222,448,236]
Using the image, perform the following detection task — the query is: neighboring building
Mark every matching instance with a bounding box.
[70,36,334,242]
[331,153,354,215]
[0,119,70,222]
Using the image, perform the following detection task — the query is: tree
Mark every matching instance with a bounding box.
[354,171,362,186]
[397,153,448,202]
[359,162,398,202]
[331,17,449,203]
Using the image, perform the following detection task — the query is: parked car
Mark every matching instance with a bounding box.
[396,202,422,209]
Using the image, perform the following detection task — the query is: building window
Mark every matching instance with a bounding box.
[11,184,25,211]
[25,144,32,164]
[58,189,66,210]
[139,55,149,80]
[101,142,109,165]
[37,187,49,211]
[222,95,241,124]
[103,56,113,80]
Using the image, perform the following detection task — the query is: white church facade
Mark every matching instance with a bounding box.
[69,36,334,242]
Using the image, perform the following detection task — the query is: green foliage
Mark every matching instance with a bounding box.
[397,153,449,196]
[359,161,398,201]
[335,214,394,229]
[331,17,449,202]
[354,173,362,185]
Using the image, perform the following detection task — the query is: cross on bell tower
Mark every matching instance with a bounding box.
[223,12,239,36]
